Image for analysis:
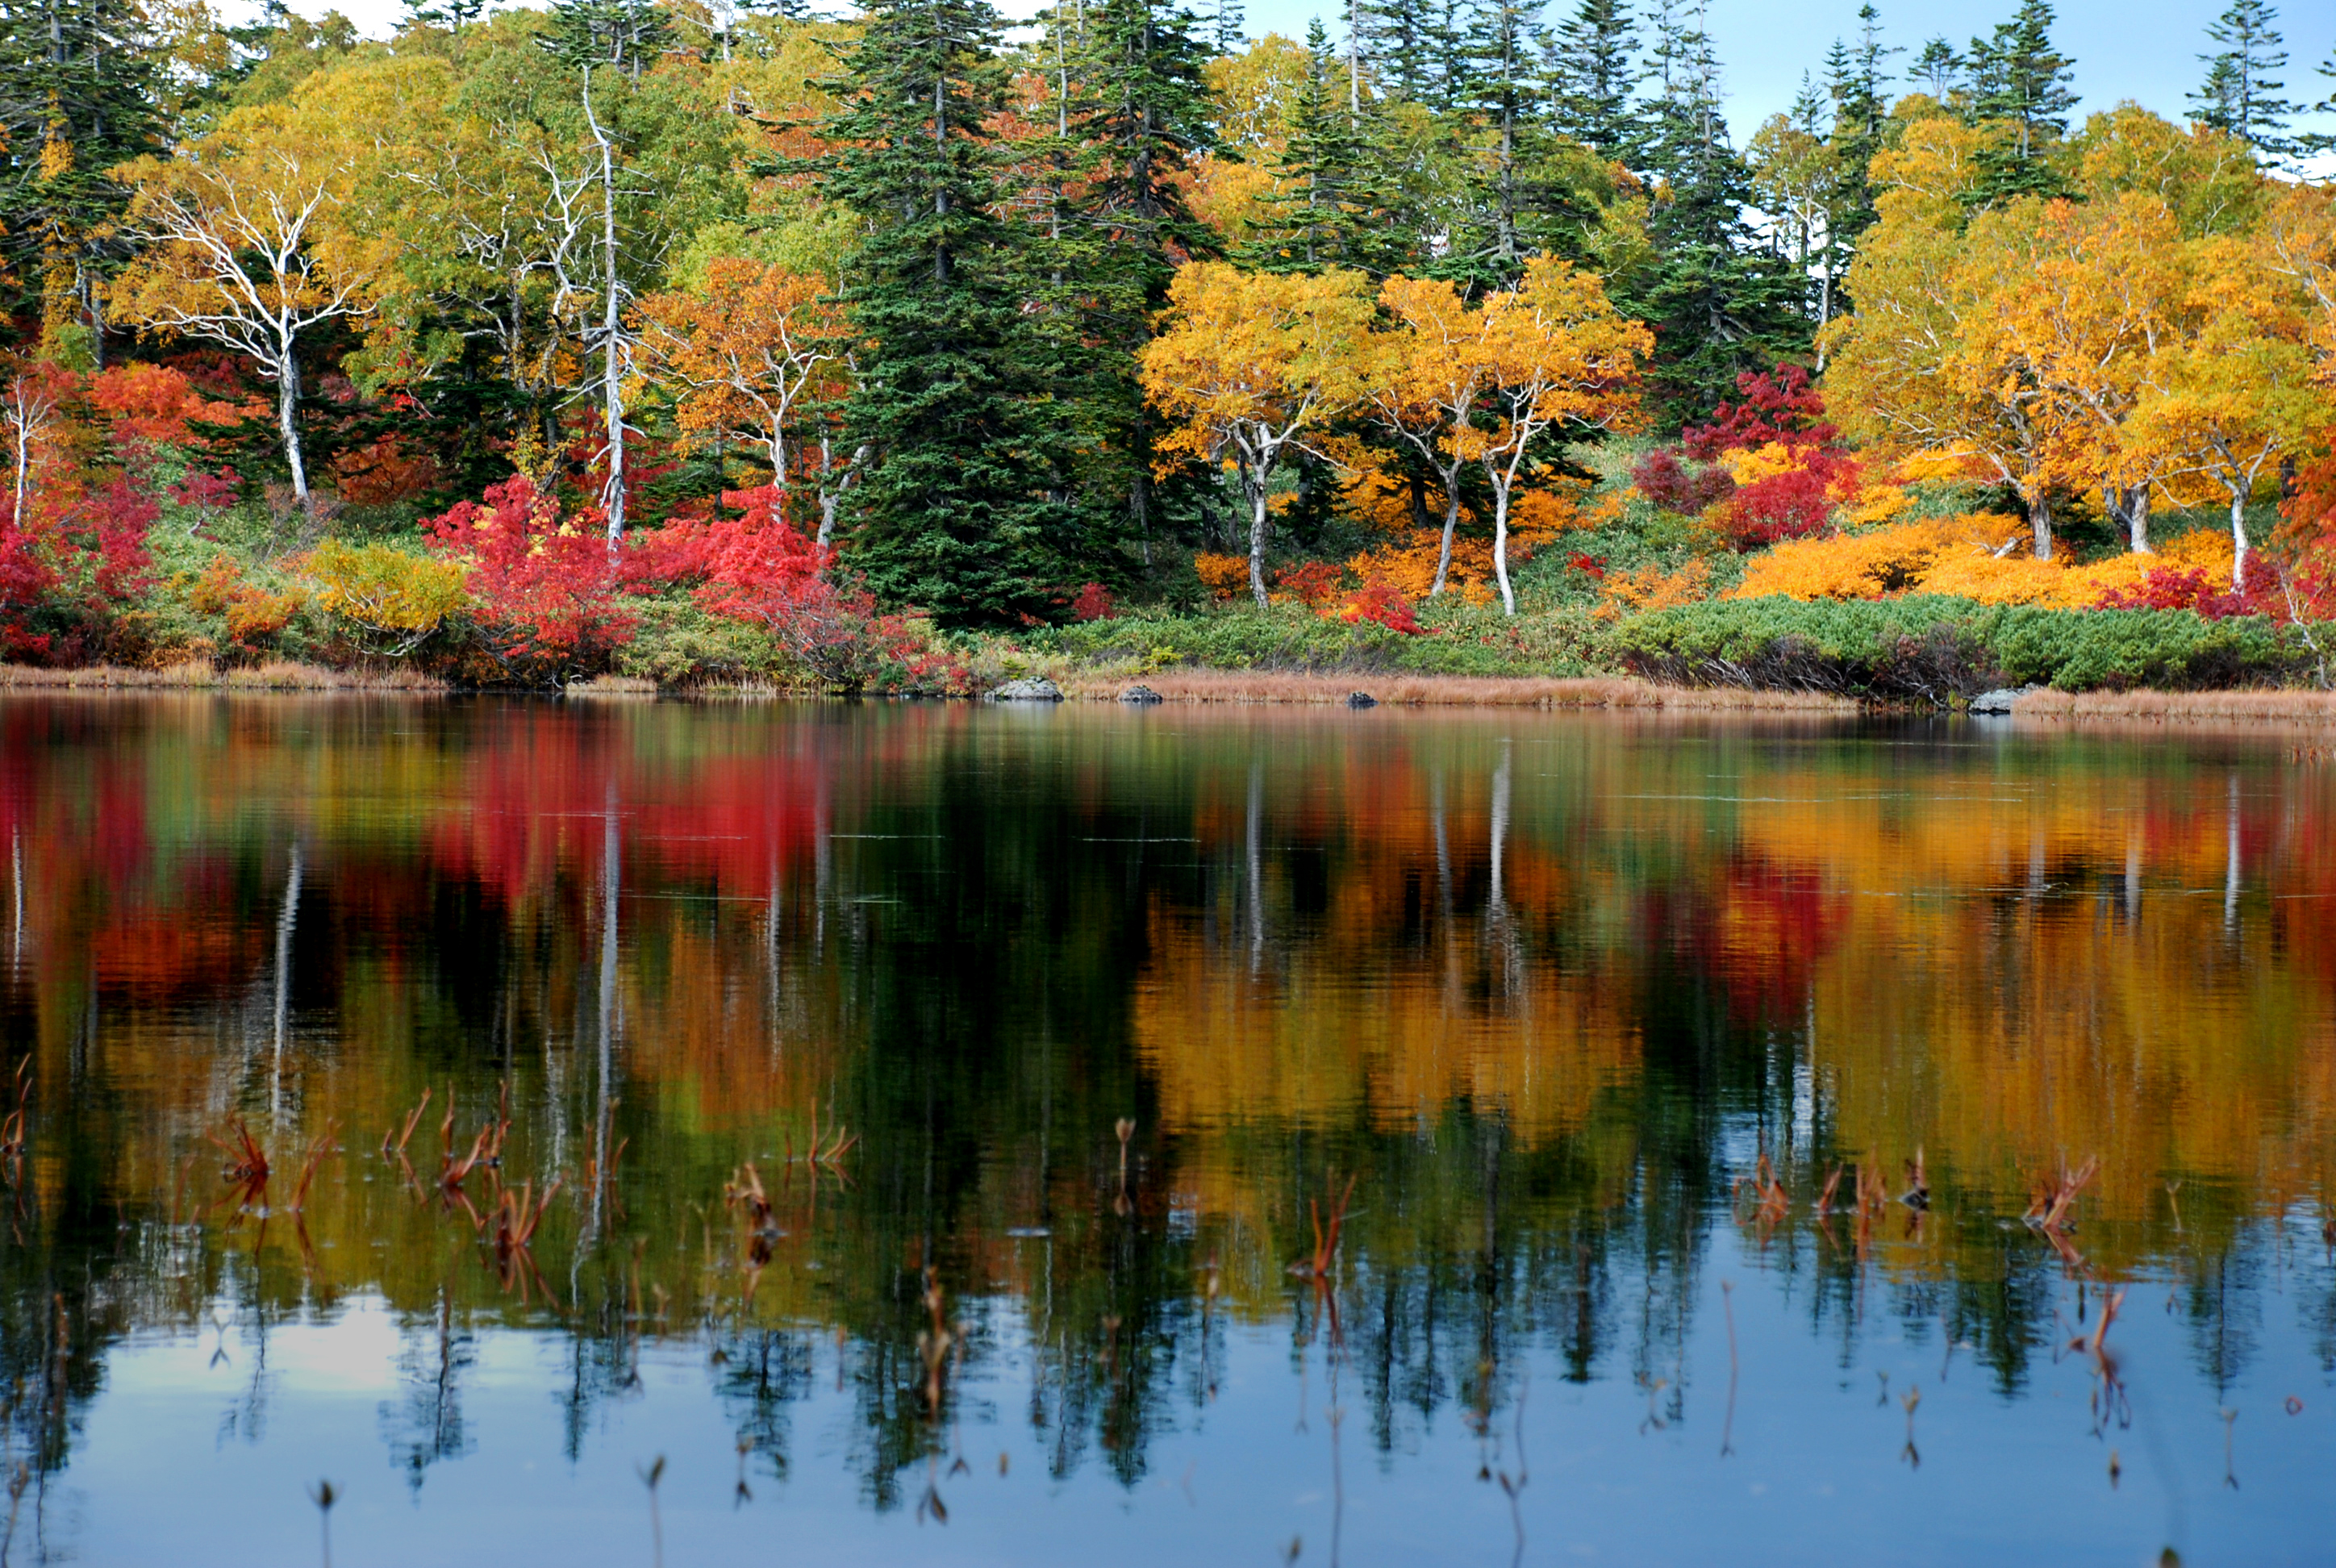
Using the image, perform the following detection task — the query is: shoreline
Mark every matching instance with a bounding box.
[9,660,2336,724]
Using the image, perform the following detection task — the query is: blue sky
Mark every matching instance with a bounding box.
[271,0,2336,150]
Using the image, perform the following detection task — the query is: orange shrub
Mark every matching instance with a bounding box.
[1730,515,2239,609]
[1603,558,1713,613]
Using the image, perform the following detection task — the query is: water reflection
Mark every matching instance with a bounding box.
[0,696,2330,1565]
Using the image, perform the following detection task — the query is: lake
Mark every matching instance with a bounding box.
[0,695,2329,1566]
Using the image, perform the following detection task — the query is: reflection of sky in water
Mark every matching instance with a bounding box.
[73,1235,2333,1567]
[3,698,2334,1564]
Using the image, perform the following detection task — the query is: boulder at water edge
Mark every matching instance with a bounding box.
[988,678,1065,702]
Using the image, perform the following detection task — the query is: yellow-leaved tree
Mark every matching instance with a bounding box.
[108,99,379,513]
[1368,274,1491,598]
[1140,262,1378,607]
[637,259,859,543]
[1470,255,1649,615]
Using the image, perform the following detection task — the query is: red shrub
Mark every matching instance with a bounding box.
[169,467,242,510]
[1683,364,1838,459]
[2094,557,2281,619]
[423,477,632,678]
[1630,447,1734,515]
[1274,560,1345,606]
[1333,578,1422,635]
[1714,452,1859,550]
[1566,552,1606,580]
[86,363,253,450]
[1070,582,1116,621]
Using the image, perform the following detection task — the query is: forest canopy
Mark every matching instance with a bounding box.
[4,0,2336,686]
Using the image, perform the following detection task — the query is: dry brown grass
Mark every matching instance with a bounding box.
[566,673,660,696]
[1056,668,1858,711]
[2014,688,2336,724]
[0,660,444,692]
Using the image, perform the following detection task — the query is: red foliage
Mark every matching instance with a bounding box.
[1274,560,1345,606]
[1717,450,1858,550]
[168,468,242,510]
[1566,552,1606,580]
[1683,364,1838,459]
[1630,447,1735,515]
[2093,557,2283,619]
[1333,578,1423,635]
[1070,582,1117,621]
[423,477,632,677]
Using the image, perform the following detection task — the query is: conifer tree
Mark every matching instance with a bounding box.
[1363,0,1441,105]
[812,0,1076,620]
[1246,21,1388,273]
[1911,35,1963,100]
[1822,5,1894,262]
[0,0,165,357]
[1966,0,2075,201]
[1053,0,1220,553]
[540,0,676,76]
[2189,1,2298,158]
[1542,0,1641,161]
[1633,0,1802,418]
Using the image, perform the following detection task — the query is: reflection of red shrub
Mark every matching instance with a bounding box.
[1070,582,1116,621]
[1274,560,1344,606]
[424,477,632,677]
[1333,578,1422,635]
[1631,448,1733,515]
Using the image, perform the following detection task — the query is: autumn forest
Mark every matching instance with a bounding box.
[1,0,2334,692]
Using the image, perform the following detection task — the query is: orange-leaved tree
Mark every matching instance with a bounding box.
[1368,274,1490,598]
[1140,261,1377,607]
[107,101,379,514]
[637,259,861,546]
[1471,255,1648,615]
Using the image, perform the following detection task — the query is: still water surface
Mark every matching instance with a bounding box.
[0,696,2330,1566]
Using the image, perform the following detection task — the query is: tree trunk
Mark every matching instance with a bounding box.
[1491,482,1515,616]
[277,353,311,512]
[2027,488,2052,561]
[2230,488,2249,593]
[586,75,626,544]
[1248,479,1271,608]
[2109,482,2150,553]
[1433,477,1463,597]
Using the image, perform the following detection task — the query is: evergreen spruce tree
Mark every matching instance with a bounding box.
[1199,0,1243,55]
[1245,21,1390,273]
[1822,4,1894,263]
[1445,0,1571,285]
[1052,0,1220,556]
[0,0,165,357]
[1911,35,1963,100]
[1966,0,2075,201]
[540,0,677,75]
[1363,0,1441,104]
[1632,0,1803,419]
[2189,1,2298,158]
[1541,0,1641,161]
[1425,0,1472,111]
[812,0,1077,621]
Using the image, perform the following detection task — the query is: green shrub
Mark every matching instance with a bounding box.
[1612,595,2311,696]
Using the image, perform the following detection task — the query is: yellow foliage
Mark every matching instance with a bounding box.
[1192,553,1250,600]
[1713,442,1804,486]
[306,539,470,640]
[1603,558,1713,612]
[1732,515,2023,600]
[1731,515,2242,607]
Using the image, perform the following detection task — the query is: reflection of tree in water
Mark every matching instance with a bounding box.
[710,1326,811,1485]
[379,1290,476,1491]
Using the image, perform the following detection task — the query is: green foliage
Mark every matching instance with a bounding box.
[615,593,795,686]
[1611,594,2311,696]
[1039,598,1600,676]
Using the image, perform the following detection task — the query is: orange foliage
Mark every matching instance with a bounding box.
[1731,515,2242,607]
[1602,558,1713,612]
[1192,552,1250,600]
[327,435,444,507]
[85,363,255,448]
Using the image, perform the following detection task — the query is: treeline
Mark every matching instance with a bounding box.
[1,0,2334,665]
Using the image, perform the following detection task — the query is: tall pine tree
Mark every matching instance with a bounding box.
[2189,1,2298,158]
[1542,0,1641,162]
[1966,0,2075,202]
[812,0,1077,621]
[0,0,164,357]
[1632,0,1802,418]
